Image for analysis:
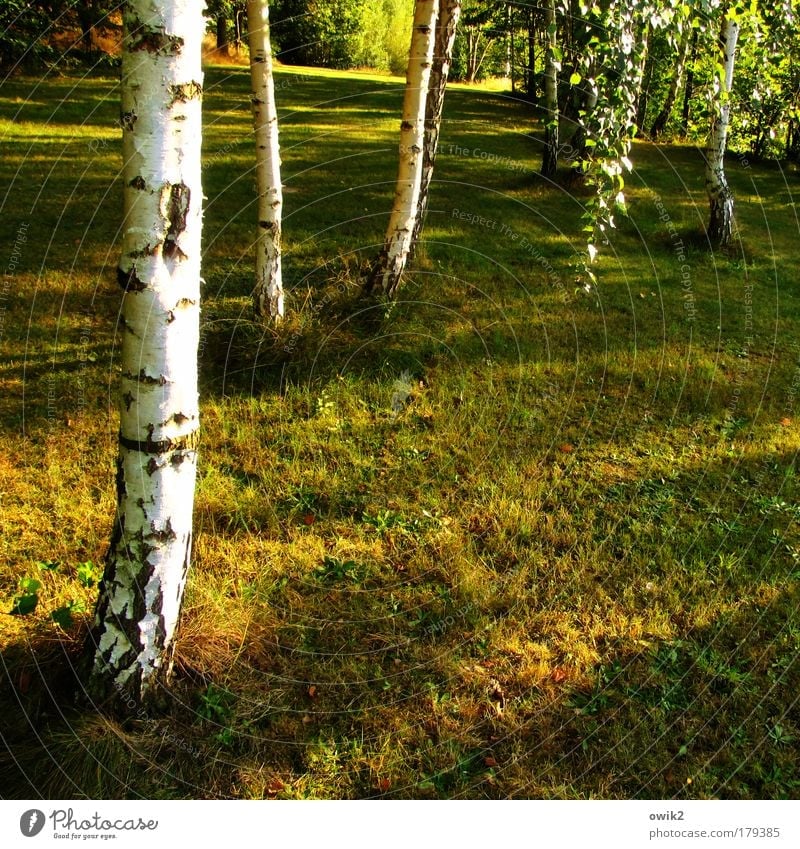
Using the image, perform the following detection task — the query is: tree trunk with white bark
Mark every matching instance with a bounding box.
[410,0,461,256]
[82,0,204,711]
[706,15,739,248]
[541,0,559,178]
[368,0,438,298]
[248,0,284,320]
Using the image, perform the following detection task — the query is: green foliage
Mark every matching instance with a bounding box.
[10,577,41,616]
[271,0,413,72]
[0,0,55,70]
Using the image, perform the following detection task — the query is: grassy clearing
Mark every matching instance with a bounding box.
[0,62,799,799]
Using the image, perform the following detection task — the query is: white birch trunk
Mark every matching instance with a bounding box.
[248,0,284,320]
[369,0,438,298]
[541,0,559,178]
[84,0,204,709]
[706,15,739,247]
[410,0,461,254]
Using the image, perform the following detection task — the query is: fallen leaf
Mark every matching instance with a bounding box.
[484,756,498,768]
[781,417,792,427]
[551,667,567,683]
[303,514,315,525]
[559,443,574,454]
[377,778,391,792]
[308,685,317,698]
[266,778,284,796]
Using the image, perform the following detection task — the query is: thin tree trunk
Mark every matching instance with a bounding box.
[633,22,651,132]
[83,0,204,710]
[216,14,229,50]
[410,0,461,256]
[509,4,515,93]
[570,78,597,162]
[541,0,558,178]
[368,0,438,298]
[706,14,739,247]
[680,29,698,137]
[650,26,690,139]
[527,9,537,101]
[248,0,284,320]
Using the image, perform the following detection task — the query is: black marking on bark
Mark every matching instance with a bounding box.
[120,429,200,455]
[122,391,135,411]
[146,518,177,543]
[146,456,160,476]
[129,25,184,56]
[167,310,175,323]
[258,220,275,230]
[251,97,265,106]
[117,266,146,292]
[129,244,158,258]
[170,81,203,103]
[120,111,137,131]
[129,175,146,190]
[400,120,414,131]
[175,297,196,309]
[122,369,168,385]
[163,183,190,260]
[171,412,190,425]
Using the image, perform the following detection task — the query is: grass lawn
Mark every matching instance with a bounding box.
[0,61,799,799]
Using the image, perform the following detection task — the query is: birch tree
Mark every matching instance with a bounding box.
[82,0,204,710]
[541,0,559,178]
[248,0,284,319]
[410,0,461,254]
[368,0,438,298]
[705,11,739,247]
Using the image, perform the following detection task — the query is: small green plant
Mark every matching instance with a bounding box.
[75,561,101,588]
[767,723,796,747]
[51,599,85,629]
[10,576,41,616]
[315,555,363,583]
[198,684,235,723]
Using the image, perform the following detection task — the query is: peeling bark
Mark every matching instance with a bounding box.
[705,15,739,248]
[368,0,439,298]
[83,0,204,712]
[410,0,461,257]
[248,0,284,320]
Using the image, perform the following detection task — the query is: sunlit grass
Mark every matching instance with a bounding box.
[0,62,799,799]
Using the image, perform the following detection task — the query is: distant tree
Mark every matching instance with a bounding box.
[367,0,438,297]
[450,0,503,82]
[541,0,560,177]
[651,25,691,138]
[271,0,366,68]
[0,1,54,70]
[679,29,698,137]
[247,0,284,320]
[82,0,204,710]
